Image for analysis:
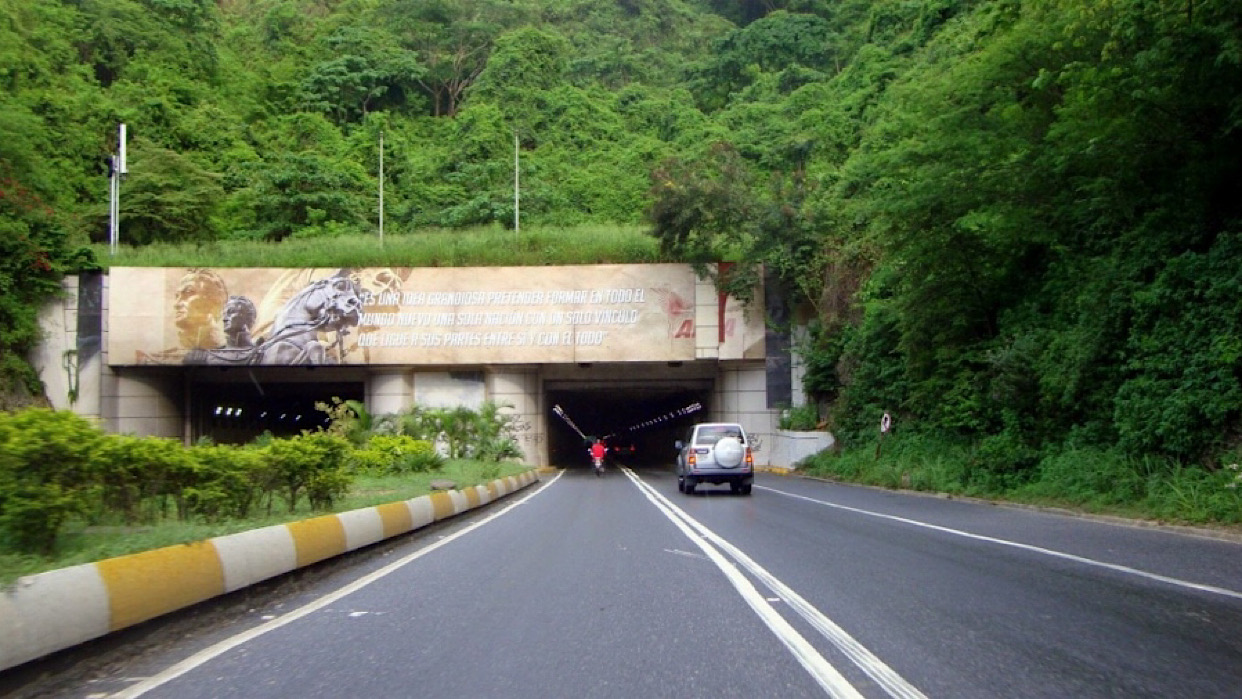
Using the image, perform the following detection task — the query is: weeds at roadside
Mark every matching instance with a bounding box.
[803,433,1242,529]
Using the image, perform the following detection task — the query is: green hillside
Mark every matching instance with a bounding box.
[3,0,1241,514]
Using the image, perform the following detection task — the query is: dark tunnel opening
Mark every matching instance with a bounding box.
[546,383,711,470]
[191,380,365,444]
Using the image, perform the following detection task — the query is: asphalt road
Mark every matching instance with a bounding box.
[6,467,1242,698]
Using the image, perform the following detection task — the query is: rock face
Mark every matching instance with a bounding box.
[430,479,457,491]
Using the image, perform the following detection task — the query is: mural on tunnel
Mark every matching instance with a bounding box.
[109,264,765,366]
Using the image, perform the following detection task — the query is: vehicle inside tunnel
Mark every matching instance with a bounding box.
[191,380,365,444]
[546,382,711,469]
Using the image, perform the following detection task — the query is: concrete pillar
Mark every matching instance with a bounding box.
[368,370,412,416]
[488,368,545,467]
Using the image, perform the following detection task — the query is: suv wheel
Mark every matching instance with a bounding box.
[684,477,696,495]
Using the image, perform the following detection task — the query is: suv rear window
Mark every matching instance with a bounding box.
[694,425,745,445]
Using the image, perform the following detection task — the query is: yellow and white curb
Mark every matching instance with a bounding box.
[756,466,796,476]
[0,469,539,672]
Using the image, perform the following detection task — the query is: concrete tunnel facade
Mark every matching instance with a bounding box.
[32,263,815,468]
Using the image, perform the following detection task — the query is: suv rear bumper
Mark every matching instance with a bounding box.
[685,471,753,485]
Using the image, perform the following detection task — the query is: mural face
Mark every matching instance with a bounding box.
[221,295,257,347]
[172,268,227,349]
[110,265,764,367]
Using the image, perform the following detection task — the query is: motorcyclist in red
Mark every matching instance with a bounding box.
[589,439,608,462]
[589,439,608,473]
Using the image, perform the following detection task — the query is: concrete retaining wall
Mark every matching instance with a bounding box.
[0,469,540,672]
[767,430,835,469]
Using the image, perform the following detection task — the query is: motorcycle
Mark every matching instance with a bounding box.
[592,454,605,477]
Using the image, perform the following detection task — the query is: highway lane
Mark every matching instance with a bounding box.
[660,469,1242,698]
[99,468,836,699]
[8,467,1241,698]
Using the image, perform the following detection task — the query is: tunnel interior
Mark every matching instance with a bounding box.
[192,380,365,444]
[546,383,712,469]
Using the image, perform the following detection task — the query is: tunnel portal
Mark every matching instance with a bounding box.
[545,380,711,470]
[191,379,365,444]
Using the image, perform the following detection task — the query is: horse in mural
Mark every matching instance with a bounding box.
[255,275,363,365]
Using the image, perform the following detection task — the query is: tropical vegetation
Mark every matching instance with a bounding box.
[2,0,1240,524]
[0,401,526,582]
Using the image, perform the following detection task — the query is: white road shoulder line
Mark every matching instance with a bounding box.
[111,472,564,699]
[759,484,1242,601]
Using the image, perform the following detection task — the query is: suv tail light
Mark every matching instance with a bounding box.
[688,453,697,466]
[745,448,753,467]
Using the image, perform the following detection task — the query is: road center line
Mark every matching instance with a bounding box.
[758,484,1242,601]
[621,468,863,699]
[111,471,565,699]
[628,470,926,699]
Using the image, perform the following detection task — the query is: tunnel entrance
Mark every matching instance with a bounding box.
[190,379,364,444]
[546,379,711,470]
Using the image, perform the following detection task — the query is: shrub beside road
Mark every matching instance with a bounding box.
[0,404,529,585]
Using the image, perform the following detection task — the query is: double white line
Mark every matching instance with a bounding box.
[623,468,926,699]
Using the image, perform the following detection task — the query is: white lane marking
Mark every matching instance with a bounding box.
[759,485,1242,602]
[628,470,926,699]
[622,469,862,699]
[110,471,564,699]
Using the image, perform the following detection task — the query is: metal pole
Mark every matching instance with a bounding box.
[109,156,118,256]
[513,131,520,233]
[378,130,384,245]
[109,123,126,255]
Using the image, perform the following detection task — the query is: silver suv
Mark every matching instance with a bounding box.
[675,422,753,495]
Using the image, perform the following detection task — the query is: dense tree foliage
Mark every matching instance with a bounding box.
[2,0,1240,475]
[824,0,1242,472]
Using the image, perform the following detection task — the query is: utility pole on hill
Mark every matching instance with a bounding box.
[379,130,385,246]
[514,131,520,233]
[108,124,127,256]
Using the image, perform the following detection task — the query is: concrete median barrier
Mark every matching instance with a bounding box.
[0,469,540,672]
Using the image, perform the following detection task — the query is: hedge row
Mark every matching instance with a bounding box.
[0,409,440,555]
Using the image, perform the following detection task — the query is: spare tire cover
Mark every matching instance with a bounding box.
[714,437,744,468]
